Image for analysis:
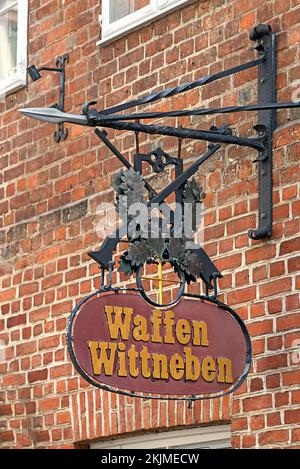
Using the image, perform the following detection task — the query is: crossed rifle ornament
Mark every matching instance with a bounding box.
[20,24,300,307]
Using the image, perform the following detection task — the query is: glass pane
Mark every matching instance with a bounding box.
[109,0,150,23]
[0,1,18,81]
[0,0,15,11]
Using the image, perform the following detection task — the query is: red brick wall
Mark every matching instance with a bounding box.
[0,0,299,448]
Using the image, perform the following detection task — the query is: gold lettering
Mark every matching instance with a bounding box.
[163,311,175,344]
[140,346,151,378]
[87,341,117,376]
[132,315,150,342]
[151,310,163,343]
[176,319,191,345]
[152,353,168,379]
[170,353,184,380]
[184,347,200,381]
[192,320,209,346]
[217,357,233,383]
[128,345,139,377]
[117,342,127,377]
[105,305,133,340]
[202,356,216,382]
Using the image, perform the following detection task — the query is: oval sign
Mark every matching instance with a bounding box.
[67,292,251,400]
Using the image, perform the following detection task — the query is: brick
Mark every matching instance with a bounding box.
[286,294,300,311]
[267,412,281,427]
[250,414,264,430]
[0,289,17,303]
[215,253,242,271]
[247,319,274,336]
[227,286,256,305]
[275,392,289,407]
[38,398,60,412]
[232,417,248,431]
[28,369,48,383]
[243,395,273,412]
[267,336,283,351]
[280,237,300,255]
[62,200,88,223]
[0,405,13,416]
[267,298,282,314]
[227,214,256,235]
[56,411,71,425]
[250,377,263,392]
[282,370,300,386]
[38,336,60,350]
[7,314,26,328]
[277,313,300,331]
[19,283,39,297]
[266,374,281,391]
[285,409,300,424]
[257,354,287,372]
[259,430,289,446]
[242,434,256,448]
[260,278,292,298]
[292,428,300,442]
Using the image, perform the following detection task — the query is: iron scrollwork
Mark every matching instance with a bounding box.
[20,24,300,306]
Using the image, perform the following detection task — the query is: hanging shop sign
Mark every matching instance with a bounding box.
[20,23,298,399]
[67,292,251,400]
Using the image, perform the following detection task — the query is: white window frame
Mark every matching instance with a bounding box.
[90,424,231,449]
[0,0,28,98]
[99,0,196,45]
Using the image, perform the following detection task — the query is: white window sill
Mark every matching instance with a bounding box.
[0,77,27,100]
[98,0,197,46]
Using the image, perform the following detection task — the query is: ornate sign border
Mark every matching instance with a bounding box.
[66,290,252,401]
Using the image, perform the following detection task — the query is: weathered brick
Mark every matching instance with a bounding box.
[259,429,289,446]
[28,369,48,383]
[62,200,88,223]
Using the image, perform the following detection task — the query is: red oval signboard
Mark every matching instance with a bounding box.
[67,292,251,399]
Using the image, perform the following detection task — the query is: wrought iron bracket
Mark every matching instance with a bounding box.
[248,25,276,240]
[53,54,69,142]
[20,23,300,305]
[27,54,69,142]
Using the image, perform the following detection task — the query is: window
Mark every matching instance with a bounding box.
[90,424,231,449]
[0,0,28,98]
[100,0,196,45]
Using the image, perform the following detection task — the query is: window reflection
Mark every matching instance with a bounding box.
[0,0,18,81]
[109,0,150,23]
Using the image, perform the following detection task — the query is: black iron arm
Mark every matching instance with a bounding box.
[92,119,264,151]
[92,101,300,122]
[99,55,266,116]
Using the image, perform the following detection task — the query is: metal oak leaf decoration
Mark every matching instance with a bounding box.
[146,236,166,258]
[114,167,145,221]
[126,240,150,267]
[183,177,204,203]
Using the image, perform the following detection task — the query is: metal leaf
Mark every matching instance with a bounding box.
[114,167,146,216]
[176,250,203,283]
[146,236,167,258]
[166,238,185,260]
[118,259,133,277]
[183,178,203,203]
[125,241,150,267]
